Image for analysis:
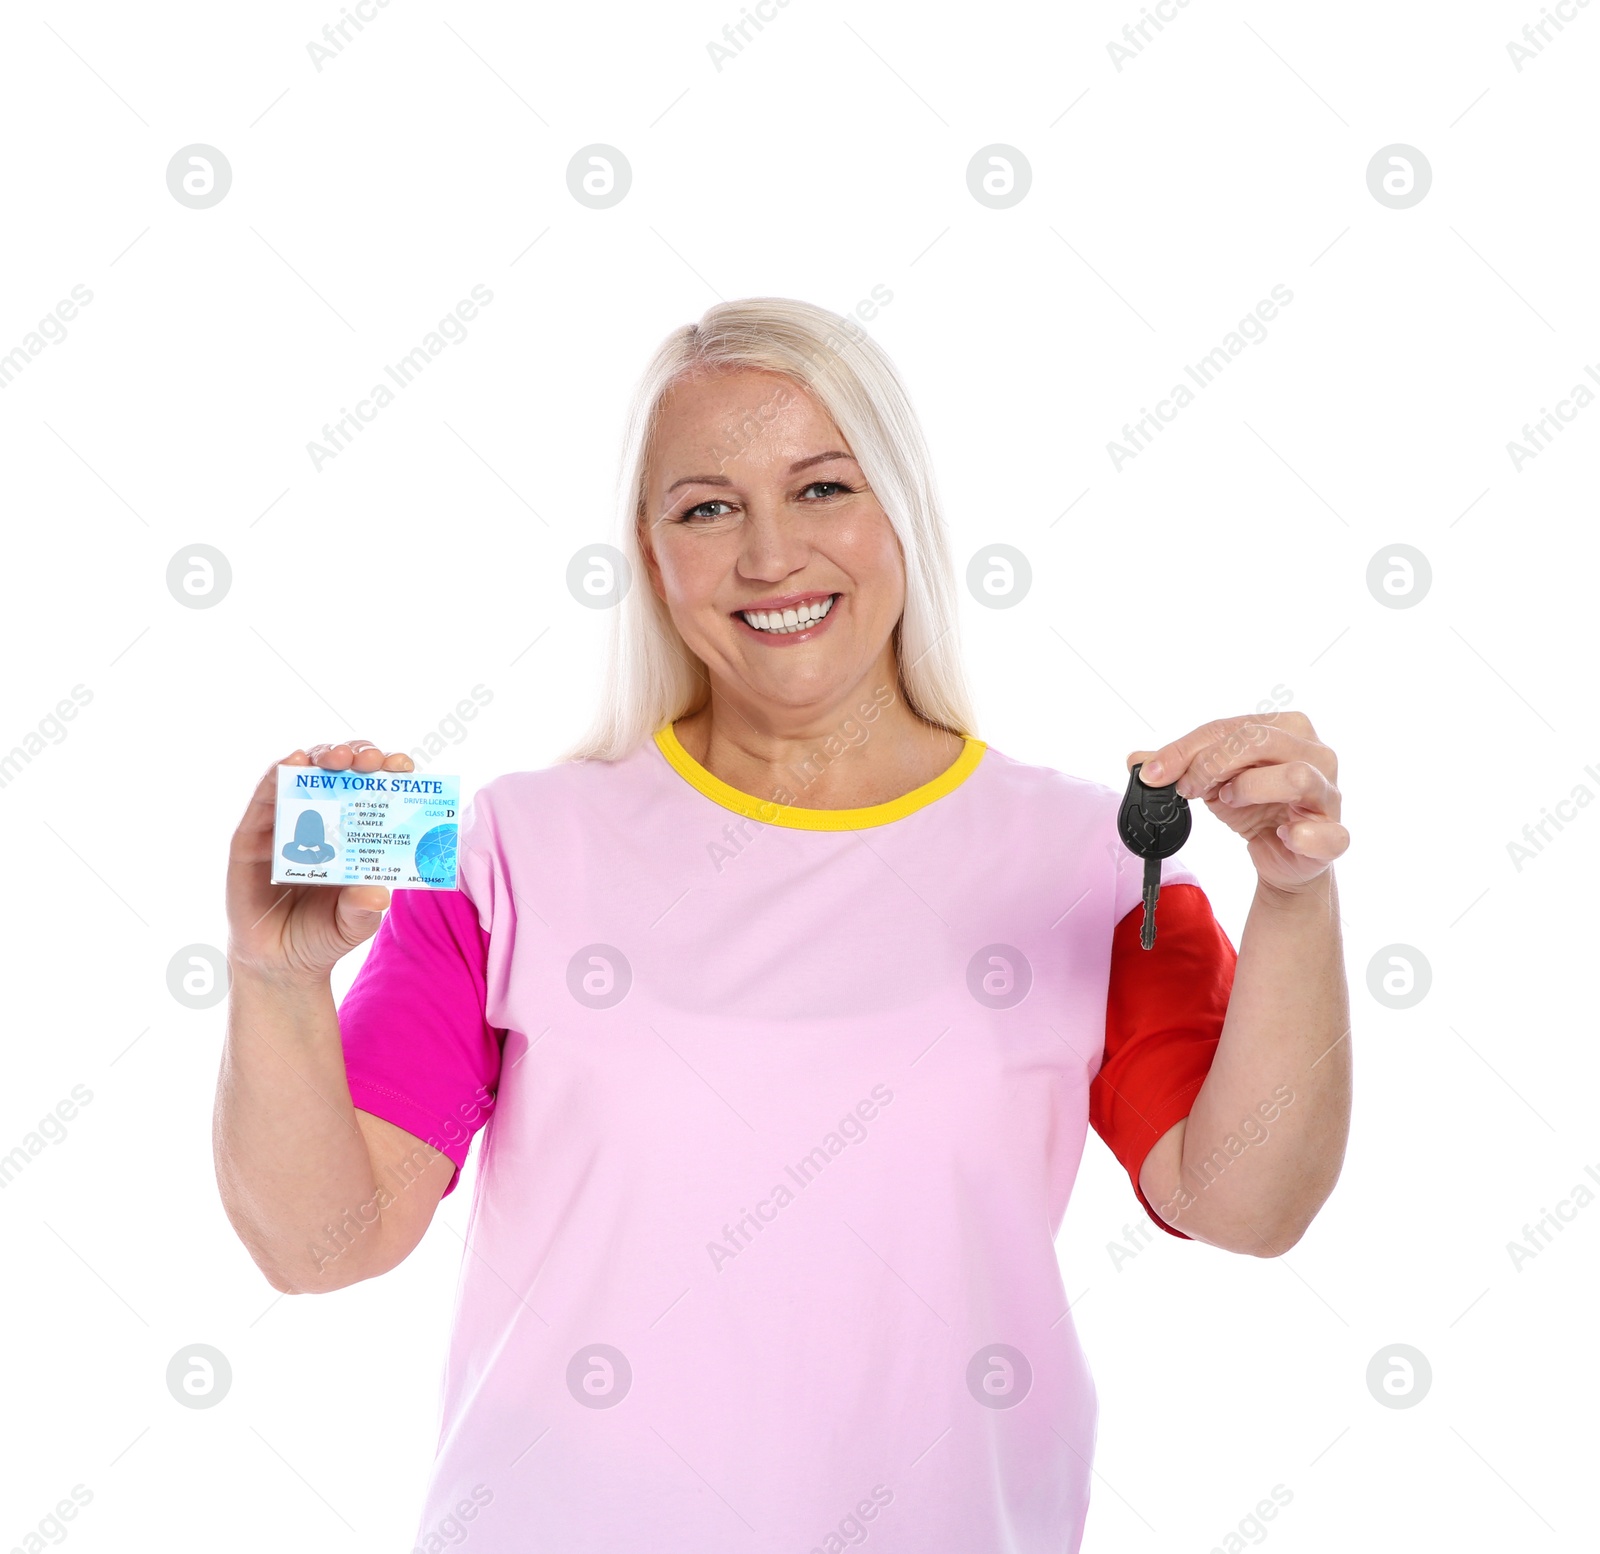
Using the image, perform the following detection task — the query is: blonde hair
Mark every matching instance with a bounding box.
[559,297,977,762]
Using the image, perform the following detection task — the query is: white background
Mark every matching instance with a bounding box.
[1,1,1595,1550]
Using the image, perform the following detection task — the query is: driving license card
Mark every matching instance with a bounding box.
[271,766,461,889]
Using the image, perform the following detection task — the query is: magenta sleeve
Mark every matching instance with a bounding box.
[336,885,504,1198]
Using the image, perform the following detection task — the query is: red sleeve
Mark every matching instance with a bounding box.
[336,886,504,1198]
[1089,882,1236,1240]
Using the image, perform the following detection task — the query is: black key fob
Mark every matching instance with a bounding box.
[1117,761,1191,859]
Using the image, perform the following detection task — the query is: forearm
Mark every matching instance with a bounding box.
[1158,871,1352,1254]
[212,966,392,1293]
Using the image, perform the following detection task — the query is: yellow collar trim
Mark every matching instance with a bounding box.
[653,721,987,831]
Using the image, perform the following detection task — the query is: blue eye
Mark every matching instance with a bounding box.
[675,480,856,523]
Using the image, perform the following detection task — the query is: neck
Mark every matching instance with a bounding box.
[672,660,965,811]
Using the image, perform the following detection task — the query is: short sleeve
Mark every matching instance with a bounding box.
[1089,882,1237,1240]
[337,886,504,1198]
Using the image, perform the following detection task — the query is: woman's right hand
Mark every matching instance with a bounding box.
[226,739,415,983]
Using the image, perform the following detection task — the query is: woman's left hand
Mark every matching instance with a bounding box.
[1127,711,1348,896]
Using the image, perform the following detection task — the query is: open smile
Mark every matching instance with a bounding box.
[731,592,840,644]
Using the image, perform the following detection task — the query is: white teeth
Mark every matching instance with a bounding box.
[740,595,836,633]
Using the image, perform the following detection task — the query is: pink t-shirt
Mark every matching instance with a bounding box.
[336,723,1236,1553]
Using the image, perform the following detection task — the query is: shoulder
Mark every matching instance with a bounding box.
[451,744,662,926]
[973,740,1122,821]
[956,742,1132,887]
[471,751,635,807]
[975,743,1207,906]
[461,740,662,839]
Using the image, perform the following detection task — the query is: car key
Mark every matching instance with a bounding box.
[1116,761,1192,950]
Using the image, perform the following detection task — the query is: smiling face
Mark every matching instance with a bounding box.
[639,367,907,729]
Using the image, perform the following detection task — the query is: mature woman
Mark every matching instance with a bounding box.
[216,298,1351,1553]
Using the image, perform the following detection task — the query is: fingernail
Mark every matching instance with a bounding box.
[1142,759,1163,783]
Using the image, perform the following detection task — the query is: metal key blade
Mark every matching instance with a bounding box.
[1118,759,1191,953]
[1141,855,1162,950]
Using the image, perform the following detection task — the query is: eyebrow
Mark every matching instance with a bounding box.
[665,450,856,493]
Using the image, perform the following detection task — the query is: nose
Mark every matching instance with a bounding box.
[736,503,811,584]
